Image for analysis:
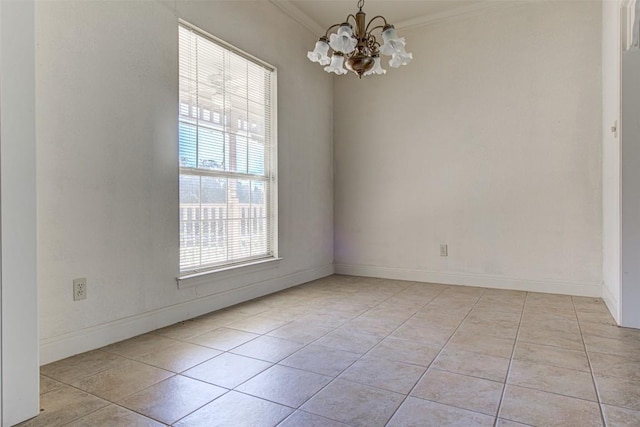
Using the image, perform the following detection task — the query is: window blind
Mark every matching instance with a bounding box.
[178,23,277,275]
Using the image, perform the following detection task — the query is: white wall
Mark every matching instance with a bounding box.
[602,0,622,322]
[334,1,603,296]
[1,0,40,424]
[36,0,333,364]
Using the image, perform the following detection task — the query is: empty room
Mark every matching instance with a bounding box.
[1,0,640,425]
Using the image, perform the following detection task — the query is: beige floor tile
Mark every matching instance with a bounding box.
[456,320,518,340]
[40,375,64,394]
[40,350,126,384]
[64,405,165,427]
[576,310,617,325]
[518,327,585,351]
[417,303,472,318]
[572,296,606,309]
[186,327,260,351]
[182,352,271,388]
[194,309,250,328]
[595,375,640,411]
[314,328,381,354]
[477,291,526,305]
[602,404,640,427]
[230,335,304,362]
[338,356,426,394]
[226,315,289,334]
[526,293,574,307]
[507,360,597,401]
[150,319,219,341]
[446,331,515,358]
[295,311,352,328]
[412,369,503,416]
[387,396,495,426]
[135,342,221,373]
[428,299,478,312]
[267,321,334,344]
[231,300,272,316]
[580,321,640,342]
[495,419,533,427]
[258,306,308,321]
[364,307,418,323]
[280,344,360,377]
[116,375,225,424]
[366,336,441,367]
[519,317,581,335]
[70,360,173,401]
[410,311,466,329]
[301,379,404,427]
[467,307,522,323]
[390,322,456,347]
[513,342,590,372]
[278,410,350,427]
[432,348,510,382]
[584,334,640,360]
[338,316,401,337]
[499,385,603,427]
[521,307,578,322]
[237,365,331,407]
[16,385,108,427]
[474,300,525,314]
[173,391,292,427]
[101,335,180,359]
[589,351,640,380]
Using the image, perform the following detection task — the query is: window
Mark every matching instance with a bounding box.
[178,22,277,276]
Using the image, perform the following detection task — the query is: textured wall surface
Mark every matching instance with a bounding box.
[334,1,603,294]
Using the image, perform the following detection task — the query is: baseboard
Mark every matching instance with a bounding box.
[40,264,334,365]
[602,283,621,325]
[335,263,602,297]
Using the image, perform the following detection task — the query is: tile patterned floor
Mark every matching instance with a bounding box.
[21,275,640,426]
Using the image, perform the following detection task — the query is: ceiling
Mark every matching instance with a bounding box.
[276,0,491,33]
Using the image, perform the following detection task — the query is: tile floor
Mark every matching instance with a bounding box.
[22,275,640,426]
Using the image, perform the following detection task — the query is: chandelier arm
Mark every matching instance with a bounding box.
[365,24,387,37]
[366,36,379,53]
[364,16,388,34]
[346,14,359,33]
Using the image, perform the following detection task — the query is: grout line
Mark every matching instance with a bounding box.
[384,288,492,426]
[493,291,527,427]
[572,296,608,427]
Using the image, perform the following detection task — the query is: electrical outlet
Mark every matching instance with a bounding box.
[73,278,87,301]
[440,244,448,257]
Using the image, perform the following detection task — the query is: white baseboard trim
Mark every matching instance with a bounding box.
[602,283,621,325]
[335,264,602,298]
[40,264,334,365]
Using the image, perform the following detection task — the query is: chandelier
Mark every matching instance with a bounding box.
[306,0,412,78]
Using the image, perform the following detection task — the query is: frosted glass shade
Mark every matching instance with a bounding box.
[329,24,357,54]
[380,26,405,56]
[324,54,348,75]
[307,39,331,65]
[389,49,413,68]
[364,56,386,76]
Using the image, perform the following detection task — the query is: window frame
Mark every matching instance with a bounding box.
[177,20,279,282]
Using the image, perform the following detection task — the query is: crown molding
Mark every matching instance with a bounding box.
[271,0,520,37]
[270,0,326,36]
[395,1,516,31]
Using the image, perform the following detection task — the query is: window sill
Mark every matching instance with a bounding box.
[177,257,283,289]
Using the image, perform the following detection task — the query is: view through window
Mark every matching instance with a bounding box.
[178,22,277,275]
